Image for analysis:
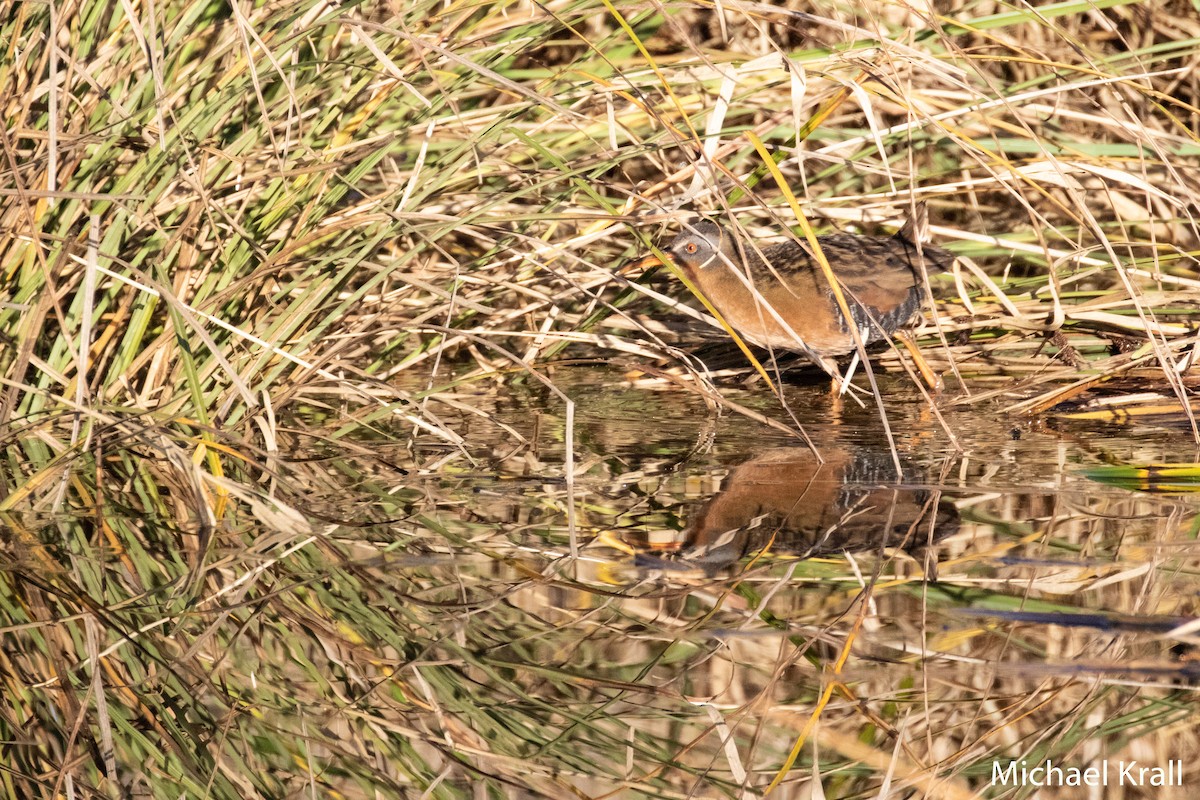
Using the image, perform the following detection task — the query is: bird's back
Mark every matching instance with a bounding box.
[747,232,952,347]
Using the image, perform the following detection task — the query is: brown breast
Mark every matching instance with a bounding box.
[687,234,952,358]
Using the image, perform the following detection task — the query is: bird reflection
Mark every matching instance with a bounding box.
[635,446,958,575]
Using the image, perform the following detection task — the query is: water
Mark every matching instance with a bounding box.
[6,364,1199,798]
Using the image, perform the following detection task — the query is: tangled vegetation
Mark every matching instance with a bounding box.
[2,0,1199,797]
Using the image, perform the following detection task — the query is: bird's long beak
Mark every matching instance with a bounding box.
[619,252,672,277]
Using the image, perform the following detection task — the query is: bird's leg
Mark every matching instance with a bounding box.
[897,329,942,393]
[825,359,866,408]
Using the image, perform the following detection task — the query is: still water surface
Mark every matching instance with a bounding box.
[7,365,1199,798]
[346,366,1200,797]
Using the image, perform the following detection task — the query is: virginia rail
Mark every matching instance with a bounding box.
[628,207,954,386]
[677,447,958,577]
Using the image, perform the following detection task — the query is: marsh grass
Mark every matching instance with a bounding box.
[3,0,1200,797]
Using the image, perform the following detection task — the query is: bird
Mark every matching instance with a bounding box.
[677,447,959,577]
[626,206,955,388]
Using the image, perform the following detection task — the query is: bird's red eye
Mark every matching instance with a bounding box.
[685,243,698,254]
